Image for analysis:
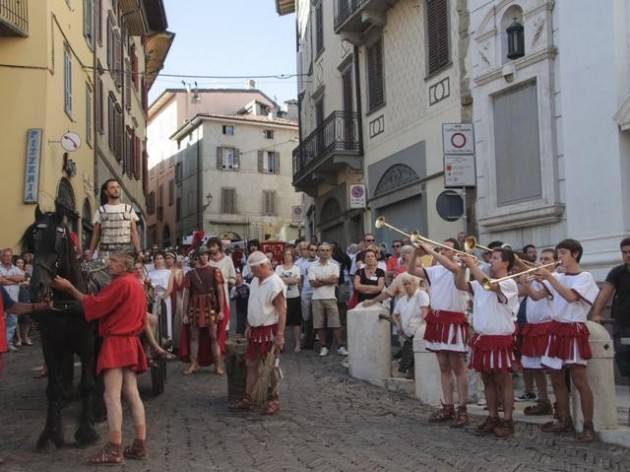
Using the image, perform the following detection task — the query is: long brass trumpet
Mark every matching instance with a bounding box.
[375,217,477,260]
[465,235,536,268]
[481,262,558,290]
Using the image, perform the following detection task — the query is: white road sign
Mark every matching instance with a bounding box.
[444,154,476,188]
[442,123,475,155]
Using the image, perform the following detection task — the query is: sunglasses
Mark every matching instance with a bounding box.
[365,239,375,243]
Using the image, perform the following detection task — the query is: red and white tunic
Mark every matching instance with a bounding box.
[423,265,469,352]
[245,273,286,361]
[541,272,599,370]
[82,273,148,375]
[469,279,519,374]
[521,280,554,370]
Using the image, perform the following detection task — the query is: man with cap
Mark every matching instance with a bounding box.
[230,251,286,414]
[181,245,226,375]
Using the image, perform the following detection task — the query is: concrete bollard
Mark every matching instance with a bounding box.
[347,303,391,387]
[571,321,618,432]
[413,324,442,406]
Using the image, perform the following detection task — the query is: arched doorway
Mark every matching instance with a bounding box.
[162,225,171,248]
[56,178,79,233]
[81,198,93,251]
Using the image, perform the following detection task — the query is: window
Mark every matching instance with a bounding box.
[366,38,384,111]
[168,179,174,206]
[263,129,274,140]
[216,146,240,171]
[108,94,123,161]
[114,30,122,88]
[84,0,94,49]
[147,191,156,215]
[258,151,280,174]
[176,197,181,221]
[125,58,131,110]
[130,44,139,91]
[426,0,450,74]
[85,85,93,147]
[133,136,141,181]
[315,0,324,56]
[158,184,164,207]
[175,162,183,183]
[106,14,114,71]
[124,127,134,175]
[263,191,277,216]
[96,0,102,46]
[96,76,104,134]
[222,125,235,135]
[64,46,72,116]
[493,81,542,206]
[221,188,237,214]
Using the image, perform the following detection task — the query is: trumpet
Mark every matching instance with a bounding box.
[481,261,558,290]
[465,235,536,269]
[375,217,477,260]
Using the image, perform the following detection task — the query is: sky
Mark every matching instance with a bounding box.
[149,0,298,108]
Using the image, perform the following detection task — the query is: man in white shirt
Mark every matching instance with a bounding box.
[230,252,286,415]
[308,243,348,357]
[0,248,25,351]
[296,242,317,349]
[88,179,141,259]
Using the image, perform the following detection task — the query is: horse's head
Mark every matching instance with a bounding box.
[24,205,70,302]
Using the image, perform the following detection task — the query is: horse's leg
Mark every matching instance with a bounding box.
[60,350,75,404]
[37,336,66,451]
[75,329,99,446]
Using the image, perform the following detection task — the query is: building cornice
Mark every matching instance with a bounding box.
[170,113,298,141]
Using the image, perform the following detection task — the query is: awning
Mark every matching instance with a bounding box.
[145,31,175,90]
[276,0,296,15]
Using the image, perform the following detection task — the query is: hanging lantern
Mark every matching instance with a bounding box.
[506,18,525,60]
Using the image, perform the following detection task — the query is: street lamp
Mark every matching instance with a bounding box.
[506,18,525,60]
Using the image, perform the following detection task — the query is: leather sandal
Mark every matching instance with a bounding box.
[450,405,469,428]
[229,394,253,411]
[474,416,500,435]
[524,400,553,416]
[428,403,455,423]
[264,400,280,415]
[123,439,147,460]
[541,418,574,433]
[493,419,515,439]
[576,422,595,443]
[88,442,124,465]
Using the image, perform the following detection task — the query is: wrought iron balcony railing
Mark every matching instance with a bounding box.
[292,111,361,185]
[0,0,28,37]
[334,0,369,31]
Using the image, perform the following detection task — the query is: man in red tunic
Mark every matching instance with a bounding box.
[52,252,149,465]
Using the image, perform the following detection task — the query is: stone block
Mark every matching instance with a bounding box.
[413,324,442,406]
[347,304,391,387]
[571,321,618,431]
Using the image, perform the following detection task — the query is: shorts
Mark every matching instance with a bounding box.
[312,299,341,329]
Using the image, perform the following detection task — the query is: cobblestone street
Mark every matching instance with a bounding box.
[1,343,630,472]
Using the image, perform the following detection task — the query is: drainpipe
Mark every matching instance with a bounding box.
[197,125,203,231]
[353,45,365,237]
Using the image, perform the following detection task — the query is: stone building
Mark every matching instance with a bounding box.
[276,0,471,247]
[147,86,302,247]
[469,0,630,278]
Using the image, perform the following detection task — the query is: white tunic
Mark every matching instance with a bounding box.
[247,273,287,327]
[544,272,599,323]
[525,280,554,324]
[470,279,519,336]
[424,265,467,313]
[394,290,430,337]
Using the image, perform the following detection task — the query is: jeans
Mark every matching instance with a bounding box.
[5,312,17,345]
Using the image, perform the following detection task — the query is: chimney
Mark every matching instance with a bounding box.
[246,79,256,90]
[284,99,299,121]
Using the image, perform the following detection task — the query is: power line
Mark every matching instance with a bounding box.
[0,62,308,80]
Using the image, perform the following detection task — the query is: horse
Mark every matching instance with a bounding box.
[23,205,100,451]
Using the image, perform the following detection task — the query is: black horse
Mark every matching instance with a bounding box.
[23,205,100,451]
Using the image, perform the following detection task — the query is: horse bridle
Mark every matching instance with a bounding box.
[34,224,68,299]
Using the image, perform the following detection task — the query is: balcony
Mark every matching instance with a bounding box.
[0,0,28,37]
[334,0,396,36]
[292,111,362,192]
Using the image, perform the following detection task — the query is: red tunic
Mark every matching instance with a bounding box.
[0,291,8,354]
[81,273,148,375]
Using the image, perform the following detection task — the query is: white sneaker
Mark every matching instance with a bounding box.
[337,346,348,356]
[319,347,328,357]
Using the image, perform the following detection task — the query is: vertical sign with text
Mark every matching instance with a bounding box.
[24,129,43,203]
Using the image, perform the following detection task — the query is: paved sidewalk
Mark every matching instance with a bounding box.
[1,343,630,471]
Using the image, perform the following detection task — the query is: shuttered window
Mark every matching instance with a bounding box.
[258,151,280,174]
[216,147,240,171]
[85,84,93,147]
[263,191,277,216]
[315,1,324,56]
[168,179,174,206]
[125,58,131,110]
[221,188,237,214]
[426,0,450,74]
[84,0,94,49]
[366,38,384,111]
[64,46,72,116]
[96,76,104,134]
